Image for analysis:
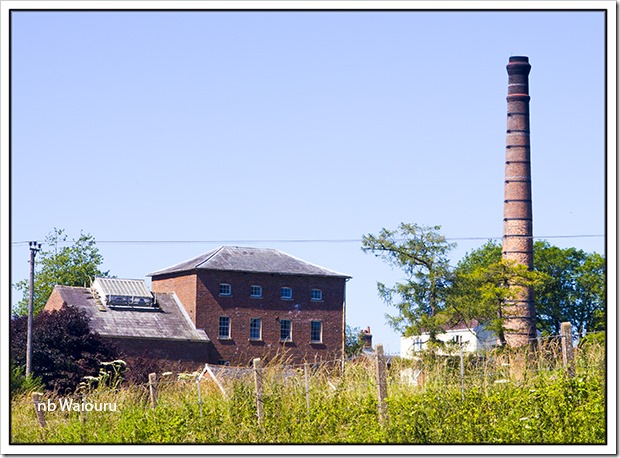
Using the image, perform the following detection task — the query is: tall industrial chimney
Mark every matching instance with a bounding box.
[502,56,537,347]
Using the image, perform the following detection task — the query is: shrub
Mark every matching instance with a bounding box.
[9,366,44,398]
[10,306,118,393]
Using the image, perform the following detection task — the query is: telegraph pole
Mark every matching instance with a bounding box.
[25,241,41,377]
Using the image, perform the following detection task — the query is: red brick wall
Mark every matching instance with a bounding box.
[44,286,67,312]
[154,270,346,365]
[151,273,198,324]
[106,337,216,371]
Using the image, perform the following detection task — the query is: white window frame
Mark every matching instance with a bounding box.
[250,285,263,298]
[219,283,232,296]
[218,316,231,339]
[311,289,323,301]
[280,287,293,300]
[280,319,292,342]
[310,320,323,343]
[249,317,262,341]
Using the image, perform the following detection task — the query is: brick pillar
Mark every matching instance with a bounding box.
[502,56,537,347]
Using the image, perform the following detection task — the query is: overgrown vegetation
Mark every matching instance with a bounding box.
[10,306,117,394]
[11,338,605,445]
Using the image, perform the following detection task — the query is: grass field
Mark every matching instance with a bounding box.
[10,338,606,445]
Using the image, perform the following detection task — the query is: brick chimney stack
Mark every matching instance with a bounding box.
[502,56,537,347]
[361,327,373,349]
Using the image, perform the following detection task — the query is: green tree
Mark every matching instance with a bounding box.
[448,258,547,346]
[361,223,456,339]
[535,243,605,337]
[344,325,365,357]
[451,240,605,337]
[13,228,109,317]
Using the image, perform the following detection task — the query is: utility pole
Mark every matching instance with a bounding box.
[25,241,41,377]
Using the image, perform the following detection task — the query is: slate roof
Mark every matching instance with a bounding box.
[147,246,351,279]
[49,285,209,342]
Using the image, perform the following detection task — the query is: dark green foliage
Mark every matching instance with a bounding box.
[447,258,547,345]
[452,240,606,336]
[10,306,118,393]
[13,228,110,316]
[10,366,44,397]
[534,242,605,336]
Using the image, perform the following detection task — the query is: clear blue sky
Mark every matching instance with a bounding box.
[8,7,608,354]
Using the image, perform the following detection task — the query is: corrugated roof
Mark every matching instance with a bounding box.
[93,277,152,299]
[51,286,209,342]
[147,246,351,279]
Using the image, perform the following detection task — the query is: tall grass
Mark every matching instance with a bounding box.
[10,338,606,444]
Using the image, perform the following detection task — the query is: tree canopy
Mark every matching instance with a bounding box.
[361,223,456,339]
[362,224,606,341]
[451,240,605,337]
[13,228,110,317]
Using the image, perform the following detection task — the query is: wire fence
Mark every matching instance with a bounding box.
[27,325,605,430]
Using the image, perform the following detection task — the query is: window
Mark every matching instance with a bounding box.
[280,319,292,342]
[249,318,262,340]
[219,283,232,296]
[452,335,462,345]
[413,337,423,352]
[280,287,293,300]
[310,320,322,343]
[219,316,231,339]
[311,289,323,301]
[250,285,262,298]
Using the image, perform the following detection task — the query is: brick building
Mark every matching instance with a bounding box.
[44,277,215,369]
[148,246,351,365]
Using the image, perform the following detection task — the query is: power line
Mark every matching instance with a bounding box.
[10,234,605,247]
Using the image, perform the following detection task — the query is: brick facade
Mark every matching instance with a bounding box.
[152,270,346,365]
[106,337,216,371]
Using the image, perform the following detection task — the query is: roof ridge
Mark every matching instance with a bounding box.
[194,246,225,269]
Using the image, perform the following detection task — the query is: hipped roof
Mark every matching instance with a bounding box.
[148,246,351,279]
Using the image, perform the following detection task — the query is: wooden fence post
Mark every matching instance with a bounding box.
[375,343,388,424]
[253,358,264,425]
[561,322,575,377]
[304,363,310,414]
[148,372,158,409]
[459,343,465,402]
[32,392,46,428]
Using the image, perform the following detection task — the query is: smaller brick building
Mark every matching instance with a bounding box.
[44,278,215,369]
[148,246,351,365]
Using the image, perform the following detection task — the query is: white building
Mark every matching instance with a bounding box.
[400,320,499,358]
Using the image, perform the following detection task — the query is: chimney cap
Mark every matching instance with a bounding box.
[509,55,529,63]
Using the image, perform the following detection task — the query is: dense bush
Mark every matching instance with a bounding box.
[10,306,118,393]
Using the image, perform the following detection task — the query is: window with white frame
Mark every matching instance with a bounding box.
[310,320,322,343]
[311,289,323,301]
[413,337,423,351]
[280,287,293,300]
[250,285,262,298]
[280,319,292,342]
[249,318,262,340]
[219,283,232,296]
[218,316,231,339]
[452,335,462,345]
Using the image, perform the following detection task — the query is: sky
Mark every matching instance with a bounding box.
[6,5,610,355]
